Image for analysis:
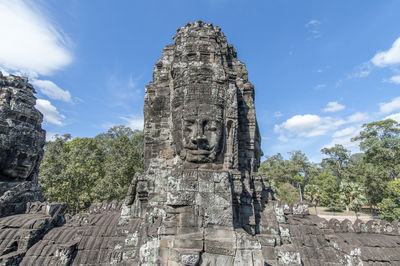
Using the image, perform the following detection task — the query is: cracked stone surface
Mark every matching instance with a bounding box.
[1,22,400,266]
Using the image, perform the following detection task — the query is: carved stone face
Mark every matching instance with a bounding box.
[0,150,37,180]
[173,102,224,163]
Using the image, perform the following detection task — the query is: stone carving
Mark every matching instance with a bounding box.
[143,20,262,172]
[1,23,400,265]
[0,72,45,217]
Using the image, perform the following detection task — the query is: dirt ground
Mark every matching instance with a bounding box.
[308,206,379,222]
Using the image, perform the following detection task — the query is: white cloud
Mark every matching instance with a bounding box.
[322,101,345,113]
[379,97,400,114]
[120,115,144,130]
[345,62,374,80]
[274,111,283,118]
[278,135,288,142]
[274,111,369,142]
[305,19,321,39]
[371,37,400,67]
[314,84,326,90]
[388,75,400,84]
[35,99,65,125]
[45,132,58,142]
[346,112,369,123]
[275,114,345,139]
[0,0,72,75]
[324,125,361,152]
[384,112,400,122]
[282,114,322,134]
[31,79,71,102]
[332,126,358,138]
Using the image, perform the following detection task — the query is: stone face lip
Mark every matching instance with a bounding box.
[0,72,45,217]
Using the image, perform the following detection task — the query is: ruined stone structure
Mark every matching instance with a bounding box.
[1,22,400,265]
[0,73,46,217]
[0,73,67,265]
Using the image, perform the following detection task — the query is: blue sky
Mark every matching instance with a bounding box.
[1,0,400,162]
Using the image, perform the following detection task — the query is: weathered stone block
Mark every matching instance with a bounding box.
[172,239,203,250]
[201,253,235,265]
[236,233,261,250]
[258,235,279,247]
[180,252,200,266]
[183,170,198,181]
[205,240,235,256]
[167,192,195,206]
[262,246,276,260]
[205,227,235,241]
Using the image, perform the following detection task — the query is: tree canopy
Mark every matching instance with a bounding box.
[39,126,143,214]
[258,119,400,222]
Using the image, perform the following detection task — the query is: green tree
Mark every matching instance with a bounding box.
[259,151,313,202]
[275,183,299,205]
[357,162,390,211]
[378,179,400,222]
[287,150,311,201]
[321,144,350,183]
[63,137,105,213]
[259,153,291,184]
[349,194,367,219]
[39,126,143,214]
[352,119,400,180]
[304,184,321,214]
[94,126,143,201]
[308,170,342,209]
[39,134,71,202]
[339,181,366,213]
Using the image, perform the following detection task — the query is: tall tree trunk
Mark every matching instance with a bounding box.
[298,183,303,201]
[314,205,318,215]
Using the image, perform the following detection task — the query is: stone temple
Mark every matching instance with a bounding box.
[1,21,400,265]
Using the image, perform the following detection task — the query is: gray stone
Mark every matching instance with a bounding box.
[0,73,45,218]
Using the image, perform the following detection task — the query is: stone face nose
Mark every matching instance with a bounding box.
[190,121,208,148]
[191,134,208,149]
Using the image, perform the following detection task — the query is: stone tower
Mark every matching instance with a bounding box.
[0,73,45,217]
[127,21,273,264]
[143,21,262,173]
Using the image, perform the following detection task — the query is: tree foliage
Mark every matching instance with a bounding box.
[321,144,350,183]
[304,184,321,214]
[275,183,299,205]
[339,181,366,213]
[352,119,400,180]
[39,126,143,214]
[378,179,400,222]
[259,119,400,222]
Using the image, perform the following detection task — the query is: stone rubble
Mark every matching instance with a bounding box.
[1,22,400,265]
